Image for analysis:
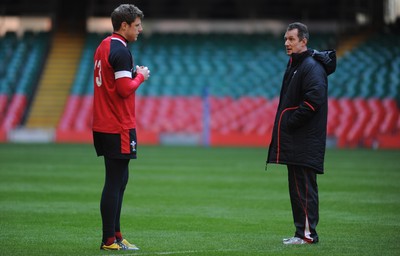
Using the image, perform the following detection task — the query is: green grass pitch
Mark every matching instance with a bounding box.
[0,143,399,255]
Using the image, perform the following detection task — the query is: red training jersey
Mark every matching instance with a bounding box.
[92,33,144,133]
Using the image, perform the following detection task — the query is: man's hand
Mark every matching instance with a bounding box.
[136,65,150,80]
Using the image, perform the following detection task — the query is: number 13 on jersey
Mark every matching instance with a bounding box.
[94,59,102,87]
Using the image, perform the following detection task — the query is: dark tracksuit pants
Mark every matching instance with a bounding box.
[287,164,319,243]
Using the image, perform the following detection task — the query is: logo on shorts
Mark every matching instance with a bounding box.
[130,140,137,152]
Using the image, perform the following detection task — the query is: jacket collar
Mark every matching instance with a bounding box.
[290,49,312,66]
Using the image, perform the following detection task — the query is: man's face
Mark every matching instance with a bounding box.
[124,17,143,42]
[284,28,307,56]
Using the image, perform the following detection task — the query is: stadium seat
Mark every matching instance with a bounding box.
[58,95,82,131]
[74,95,93,131]
[0,94,8,123]
[1,94,27,130]
[327,98,340,136]
[363,98,385,147]
[346,98,370,147]
[334,98,355,147]
[380,98,398,134]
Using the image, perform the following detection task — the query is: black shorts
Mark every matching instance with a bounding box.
[93,129,137,159]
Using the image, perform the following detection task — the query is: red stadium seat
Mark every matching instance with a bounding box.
[347,98,370,147]
[334,98,355,147]
[74,95,93,131]
[363,98,385,147]
[0,94,8,123]
[58,95,82,131]
[327,98,340,136]
[380,98,398,134]
[1,94,27,130]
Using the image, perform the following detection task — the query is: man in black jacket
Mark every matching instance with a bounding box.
[266,22,336,245]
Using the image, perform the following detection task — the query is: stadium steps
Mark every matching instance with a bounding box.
[25,29,84,128]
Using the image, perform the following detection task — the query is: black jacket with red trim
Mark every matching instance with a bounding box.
[266,49,336,174]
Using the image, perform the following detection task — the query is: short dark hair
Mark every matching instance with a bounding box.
[111,4,144,31]
[287,22,309,41]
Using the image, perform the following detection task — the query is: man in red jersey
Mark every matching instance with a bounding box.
[92,4,150,251]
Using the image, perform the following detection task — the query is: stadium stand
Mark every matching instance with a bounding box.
[0,31,49,134]
[54,30,400,147]
[1,26,399,148]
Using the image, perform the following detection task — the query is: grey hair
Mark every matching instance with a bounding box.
[287,22,309,41]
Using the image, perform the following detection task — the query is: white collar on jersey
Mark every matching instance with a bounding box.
[111,37,127,47]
